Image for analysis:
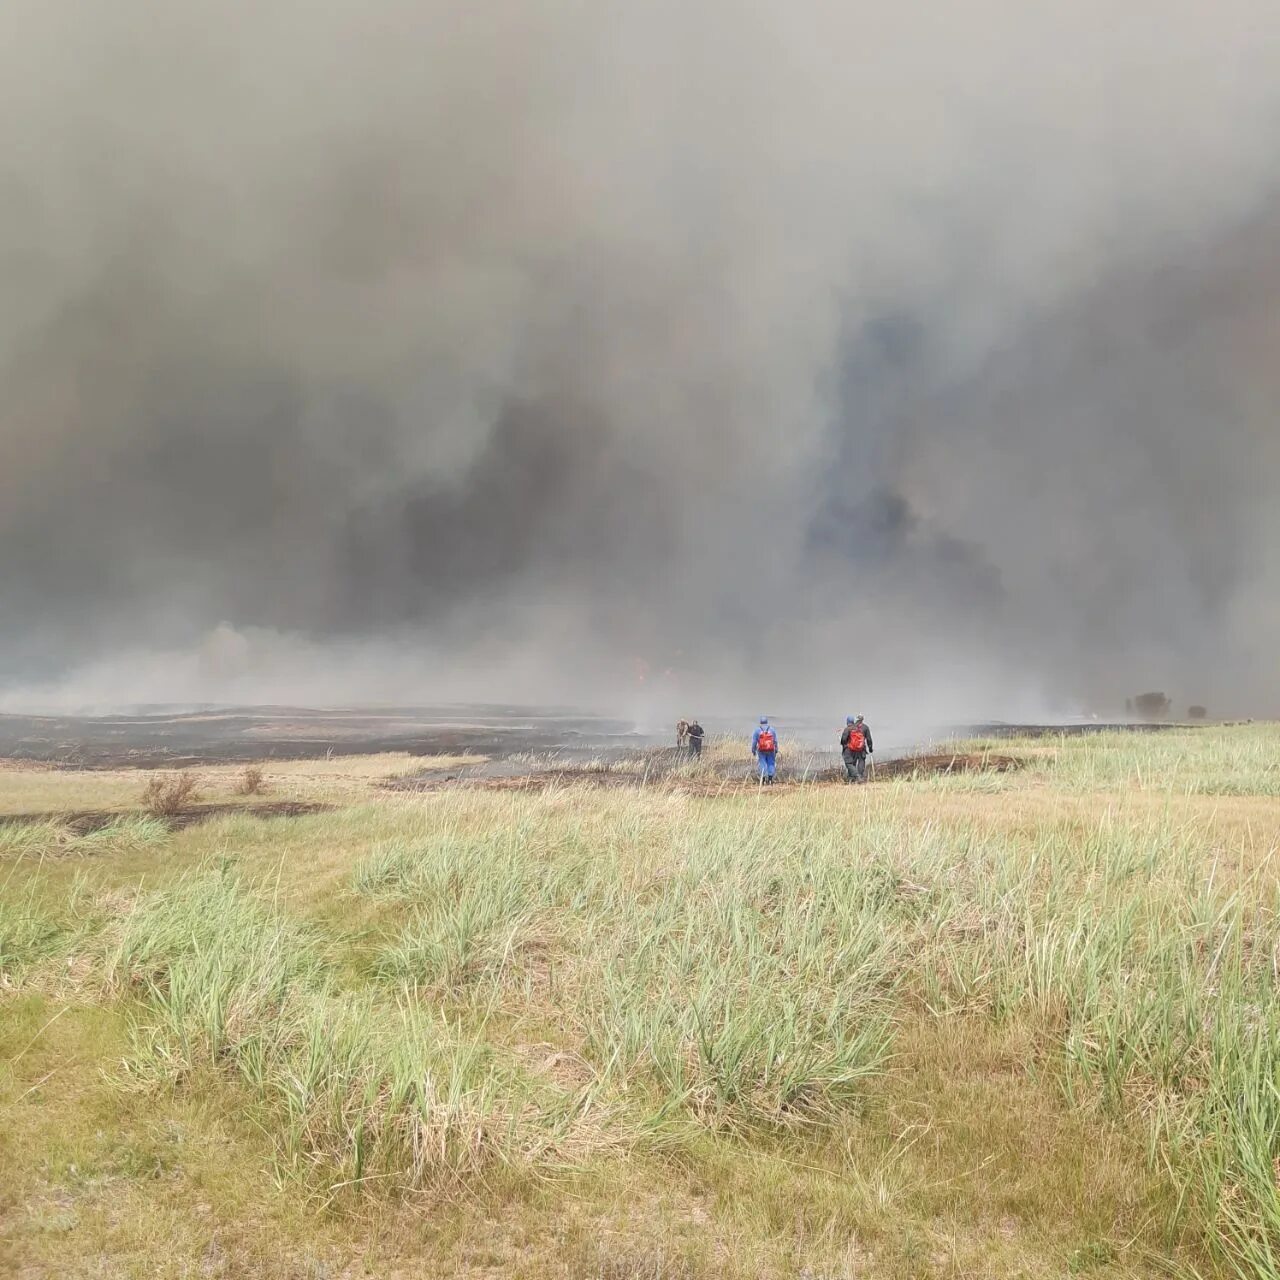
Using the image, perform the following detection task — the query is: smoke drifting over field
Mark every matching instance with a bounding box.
[4,1,1280,717]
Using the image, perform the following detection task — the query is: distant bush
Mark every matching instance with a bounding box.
[1133,691,1171,719]
[141,772,201,816]
[237,765,265,796]
[1188,705,1207,720]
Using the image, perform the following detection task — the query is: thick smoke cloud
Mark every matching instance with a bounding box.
[3,0,1280,718]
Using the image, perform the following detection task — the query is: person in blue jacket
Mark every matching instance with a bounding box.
[751,717,778,784]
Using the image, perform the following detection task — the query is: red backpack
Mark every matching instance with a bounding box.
[757,728,776,753]
[846,726,865,752]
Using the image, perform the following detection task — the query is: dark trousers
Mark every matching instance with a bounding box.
[843,749,867,782]
[688,737,703,757]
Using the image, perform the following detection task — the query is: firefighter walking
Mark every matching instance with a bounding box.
[840,714,873,783]
[751,717,778,784]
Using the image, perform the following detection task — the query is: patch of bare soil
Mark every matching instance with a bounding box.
[388,766,656,795]
[874,751,1024,779]
[478,772,641,792]
[0,800,332,835]
[387,750,1025,796]
[384,746,813,797]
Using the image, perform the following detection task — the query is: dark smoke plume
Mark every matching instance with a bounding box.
[4,1,1280,719]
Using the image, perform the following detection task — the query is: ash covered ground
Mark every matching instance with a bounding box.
[0,705,636,769]
[0,704,1185,773]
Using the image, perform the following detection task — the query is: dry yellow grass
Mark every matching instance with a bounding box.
[0,751,485,815]
[3,725,1279,1278]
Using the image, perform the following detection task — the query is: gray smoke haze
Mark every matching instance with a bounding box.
[4,0,1280,720]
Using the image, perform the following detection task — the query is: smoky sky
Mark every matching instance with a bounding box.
[3,0,1280,716]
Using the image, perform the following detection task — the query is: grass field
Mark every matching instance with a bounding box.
[4,725,1280,1278]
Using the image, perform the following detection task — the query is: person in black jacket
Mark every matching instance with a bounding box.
[686,720,705,758]
[839,714,873,783]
